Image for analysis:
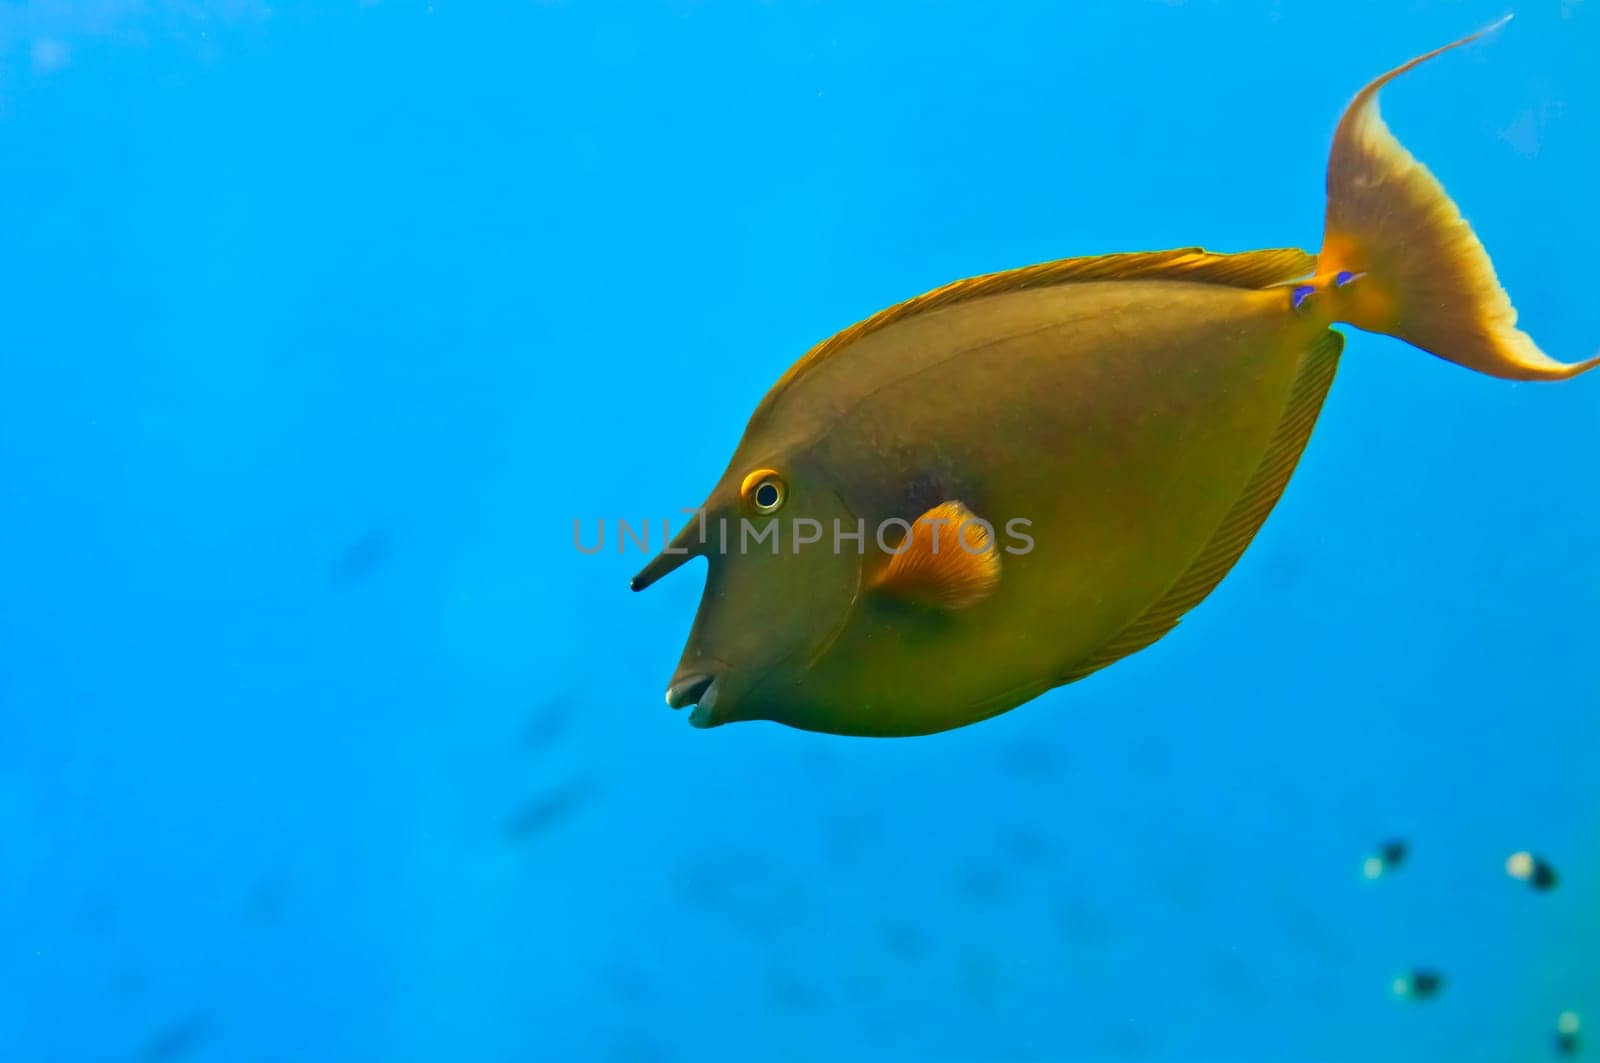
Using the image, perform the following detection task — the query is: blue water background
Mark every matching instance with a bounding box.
[1,3,1595,1060]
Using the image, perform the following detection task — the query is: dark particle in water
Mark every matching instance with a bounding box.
[768,969,824,1010]
[1206,945,1266,1007]
[1058,897,1114,950]
[78,891,117,939]
[959,946,1004,1008]
[112,962,144,1002]
[245,872,290,925]
[501,778,596,842]
[1507,850,1559,891]
[821,815,876,870]
[996,739,1063,779]
[1362,838,1408,879]
[676,848,810,937]
[956,864,1006,904]
[880,921,925,963]
[139,1013,213,1061]
[999,826,1052,866]
[1274,889,1341,959]
[1555,1011,1581,1057]
[521,699,573,753]
[1101,1018,1154,1060]
[1392,969,1444,1001]
[1127,735,1171,781]
[331,529,390,587]
[1153,852,1211,915]
[602,962,654,1008]
[607,1034,672,1063]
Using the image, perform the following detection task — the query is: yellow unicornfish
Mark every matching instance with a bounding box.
[631,22,1597,737]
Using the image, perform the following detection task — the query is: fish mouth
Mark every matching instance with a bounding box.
[664,672,722,728]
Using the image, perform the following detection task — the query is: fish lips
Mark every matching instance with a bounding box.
[664,662,732,728]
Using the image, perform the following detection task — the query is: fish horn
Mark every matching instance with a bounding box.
[1316,16,1600,381]
[628,515,706,591]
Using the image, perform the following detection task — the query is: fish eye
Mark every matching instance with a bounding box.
[740,468,786,514]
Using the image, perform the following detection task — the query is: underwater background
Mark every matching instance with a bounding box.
[1,2,1595,1060]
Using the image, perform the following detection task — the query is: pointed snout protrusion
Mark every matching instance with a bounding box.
[628,518,705,592]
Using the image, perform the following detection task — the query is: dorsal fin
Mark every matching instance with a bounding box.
[1058,328,1343,685]
[770,247,1316,398]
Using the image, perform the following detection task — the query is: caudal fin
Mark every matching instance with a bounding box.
[1318,18,1600,381]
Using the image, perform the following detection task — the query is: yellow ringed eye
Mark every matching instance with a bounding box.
[740,469,785,513]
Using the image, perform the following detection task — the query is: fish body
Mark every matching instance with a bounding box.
[632,22,1597,737]
[732,277,1331,735]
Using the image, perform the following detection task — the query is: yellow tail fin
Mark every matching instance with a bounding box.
[1318,18,1600,381]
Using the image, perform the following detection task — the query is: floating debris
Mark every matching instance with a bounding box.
[999,826,1052,866]
[880,921,926,963]
[956,865,1006,904]
[1556,1011,1581,1057]
[1058,897,1115,950]
[1274,888,1341,959]
[500,778,596,843]
[331,529,391,588]
[1392,969,1444,1001]
[821,815,877,870]
[1507,850,1559,891]
[244,872,291,925]
[520,699,573,754]
[1128,735,1172,781]
[768,969,824,1011]
[606,1033,671,1063]
[112,963,144,1002]
[139,1013,213,1061]
[996,739,1063,779]
[959,945,1005,1008]
[676,848,811,937]
[1362,839,1408,880]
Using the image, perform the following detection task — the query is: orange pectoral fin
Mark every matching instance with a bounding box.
[868,501,1001,610]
